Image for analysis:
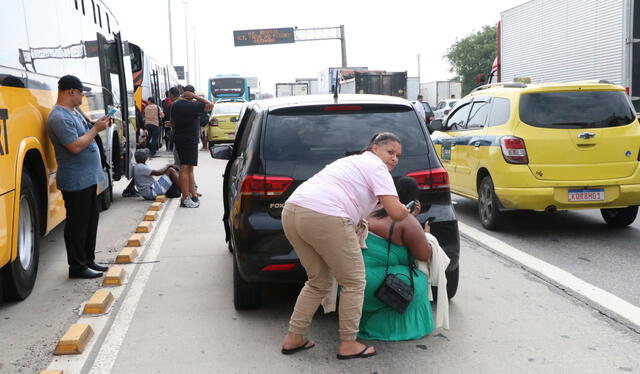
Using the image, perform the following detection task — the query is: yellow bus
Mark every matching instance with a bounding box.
[0,0,135,300]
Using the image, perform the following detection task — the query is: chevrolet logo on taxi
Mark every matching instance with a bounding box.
[577,132,596,139]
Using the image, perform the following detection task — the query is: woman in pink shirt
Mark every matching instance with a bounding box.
[281,132,409,360]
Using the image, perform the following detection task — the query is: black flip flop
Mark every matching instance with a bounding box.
[281,340,315,355]
[336,345,377,360]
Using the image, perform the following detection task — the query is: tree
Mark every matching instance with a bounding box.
[445,25,497,95]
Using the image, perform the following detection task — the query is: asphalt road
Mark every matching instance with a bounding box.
[451,195,640,307]
[2,150,640,373]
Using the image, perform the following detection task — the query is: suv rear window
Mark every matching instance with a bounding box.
[519,91,636,128]
[263,106,430,160]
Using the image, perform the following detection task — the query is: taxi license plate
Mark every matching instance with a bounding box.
[568,189,604,202]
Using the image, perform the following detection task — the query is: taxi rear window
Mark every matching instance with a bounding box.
[519,91,636,129]
[263,106,429,161]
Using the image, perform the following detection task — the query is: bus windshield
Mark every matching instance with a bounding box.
[209,76,249,101]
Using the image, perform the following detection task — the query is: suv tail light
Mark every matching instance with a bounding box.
[240,175,293,198]
[407,168,450,190]
[500,136,529,164]
[209,117,218,127]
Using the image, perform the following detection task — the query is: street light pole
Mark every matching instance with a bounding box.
[417,54,421,96]
[193,26,197,90]
[339,24,347,68]
[182,1,190,85]
[168,0,173,65]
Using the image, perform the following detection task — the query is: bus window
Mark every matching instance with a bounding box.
[22,0,63,76]
[0,2,30,71]
[97,4,102,28]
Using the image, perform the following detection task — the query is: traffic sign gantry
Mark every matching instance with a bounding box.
[233,28,295,46]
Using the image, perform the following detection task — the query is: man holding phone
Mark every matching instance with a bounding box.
[47,75,112,279]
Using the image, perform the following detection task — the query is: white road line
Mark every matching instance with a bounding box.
[88,199,178,374]
[458,221,640,330]
[45,199,179,374]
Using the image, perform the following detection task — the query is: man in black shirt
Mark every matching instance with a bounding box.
[168,86,213,208]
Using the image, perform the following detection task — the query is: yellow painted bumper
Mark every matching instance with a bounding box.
[495,184,640,210]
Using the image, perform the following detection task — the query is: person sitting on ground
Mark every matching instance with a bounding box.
[358,176,434,341]
[132,149,181,200]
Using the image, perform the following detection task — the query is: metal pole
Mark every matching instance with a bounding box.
[339,24,347,68]
[193,26,197,90]
[417,54,421,97]
[168,0,173,65]
[182,1,189,85]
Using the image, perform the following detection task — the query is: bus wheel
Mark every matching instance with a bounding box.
[2,170,40,301]
[100,184,113,211]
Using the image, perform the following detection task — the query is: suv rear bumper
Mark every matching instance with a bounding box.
[495,184,640,211]
[233,205,460,284]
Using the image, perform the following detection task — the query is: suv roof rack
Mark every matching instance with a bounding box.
[472,82,527,93]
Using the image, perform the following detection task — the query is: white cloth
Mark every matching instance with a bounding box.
[413,101,426,122]
[320,219,369,314]
[416,232,451,330]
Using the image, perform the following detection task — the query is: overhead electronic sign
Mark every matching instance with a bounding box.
[233,28,295,47]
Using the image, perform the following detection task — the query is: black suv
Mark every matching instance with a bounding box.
[212,94,460,309]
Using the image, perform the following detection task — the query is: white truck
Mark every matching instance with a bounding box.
[317,67,368,94]
[492,0,640,111]
[295,78,319,95]
[275,82,309,97]
[419,81,462,107]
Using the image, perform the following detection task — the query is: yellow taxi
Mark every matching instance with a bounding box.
[430,81,640,229]
[207,100,245,145]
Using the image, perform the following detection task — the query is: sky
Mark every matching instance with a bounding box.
[110,0,527,95]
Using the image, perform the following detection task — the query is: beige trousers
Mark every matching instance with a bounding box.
[282,203,365,341]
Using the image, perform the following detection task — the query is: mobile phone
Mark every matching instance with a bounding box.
[426,216,436,224]
[406,201,416,210]
[106,107,118,118]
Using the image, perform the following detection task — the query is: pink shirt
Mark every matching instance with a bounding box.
[287,151,398,223]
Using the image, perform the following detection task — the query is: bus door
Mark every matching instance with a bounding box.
[97,32,131,181]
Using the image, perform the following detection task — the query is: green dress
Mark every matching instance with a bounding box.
[358,233,434,341]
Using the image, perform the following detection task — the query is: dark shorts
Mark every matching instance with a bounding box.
[175,142,198,166]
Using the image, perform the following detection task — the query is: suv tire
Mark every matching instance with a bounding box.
[478,176,505,230]
[233,256,261,310]
[600,206,638,227]
[431,266,459,301]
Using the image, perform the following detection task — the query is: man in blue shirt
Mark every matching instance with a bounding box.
[47,75,112,279]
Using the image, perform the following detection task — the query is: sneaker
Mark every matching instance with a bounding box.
[191,196,199,203]
[181,198,199,208]
[122,190,140,198]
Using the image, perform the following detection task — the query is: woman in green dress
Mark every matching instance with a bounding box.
[359,177,434,341]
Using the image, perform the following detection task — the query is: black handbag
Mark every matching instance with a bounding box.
[374,222,415,314]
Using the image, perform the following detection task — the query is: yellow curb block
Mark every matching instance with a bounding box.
[149,202,163,211]
[155,195,167,203]
[40,371,64,374]
[54,324,93,355]
[116,247,138,264]
[82,289,114,315]
[136,221,154,233]
[103,266,125,286]
[127,233,145,247]
[144,210,158,221]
